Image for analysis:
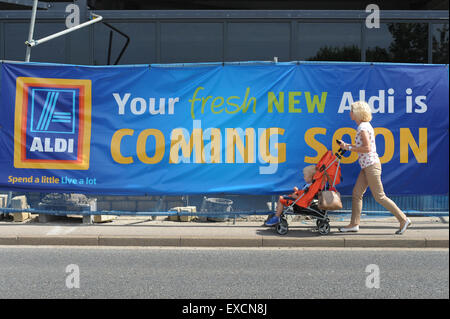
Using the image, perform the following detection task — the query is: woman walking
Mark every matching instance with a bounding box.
[338,101,412,234]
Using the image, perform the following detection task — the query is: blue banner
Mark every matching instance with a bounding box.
[0,61,448,195]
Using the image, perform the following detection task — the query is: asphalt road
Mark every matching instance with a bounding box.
[0,247,448,299]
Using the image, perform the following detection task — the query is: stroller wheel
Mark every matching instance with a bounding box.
[316,218,329,228]
[316,219,321,229]
[276,218,289,235]
[317,221,330,235]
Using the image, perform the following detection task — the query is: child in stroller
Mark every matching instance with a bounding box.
[264,165,317,226]
[265,147,344,235]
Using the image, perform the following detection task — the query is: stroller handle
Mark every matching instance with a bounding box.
[335,139,347,156]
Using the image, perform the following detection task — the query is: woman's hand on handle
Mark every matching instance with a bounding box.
[337,139,348,150]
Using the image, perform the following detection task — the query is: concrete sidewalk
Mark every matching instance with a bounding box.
[0,215,448,248]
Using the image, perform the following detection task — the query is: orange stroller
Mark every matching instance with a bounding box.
[273,144,346,235]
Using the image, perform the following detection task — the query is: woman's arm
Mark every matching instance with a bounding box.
[340,131,371,153]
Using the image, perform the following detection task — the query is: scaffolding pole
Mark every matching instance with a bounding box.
[25,14,103,48]
[24,0,38,62]
[24,0,103,61]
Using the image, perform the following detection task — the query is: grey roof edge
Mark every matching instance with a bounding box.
[0,9,448,20]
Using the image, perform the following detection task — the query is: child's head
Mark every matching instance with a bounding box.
[302,165,316,183]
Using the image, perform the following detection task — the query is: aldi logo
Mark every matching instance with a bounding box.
[14,77,91,170]
[30,89,76,134]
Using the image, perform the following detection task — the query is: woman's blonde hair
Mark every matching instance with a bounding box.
[351,101,372,122]
[303,165,316,179]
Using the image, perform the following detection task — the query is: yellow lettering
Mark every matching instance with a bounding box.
[304,127,328,163]
[374,128,394,163]
[202,96,212,114]
[225,96,241,114]
[209,128,222,163]
[400,128,427,163]
[169,128,205,164]
[305,92,327,113]
[259,128,286,163]
[241,87,256,113]
[189,86,204,120]
[268,92,284,113]
[288,92,302,113]
[332,128,358,164]
[226,128,255,163]
[136,129,165,164]
[211,96,224,114]
[111,129,134,164]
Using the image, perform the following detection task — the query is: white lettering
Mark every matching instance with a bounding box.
[65,264,80,289]
[68,139,74,153]
[130,97,146,115]
[149,98,165,115]
[168,97,179,114]
[44,138,53,152]
[182,303,216,317]
[368,90,385,113]
[338,92,354,113]
[113,93,179,116]
[365,4,380,29]
[30,137,43,152]
[113,93,131,115]
[29,138,74,153]
[65,4,80,29]
[365,264,380,289]
[414,96,428,113]
[54,138,67,152]
[339,89,425,115]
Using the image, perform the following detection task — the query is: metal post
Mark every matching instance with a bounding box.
[7,191,12,207]
[361,22,366,62]
[82,198,95,224]
[25,0,38,62]
[428,22,433,64]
